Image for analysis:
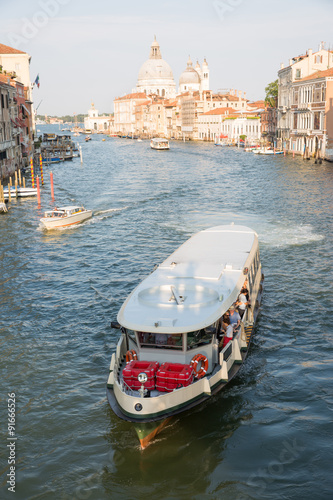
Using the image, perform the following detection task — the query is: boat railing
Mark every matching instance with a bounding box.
[120,378,136,396]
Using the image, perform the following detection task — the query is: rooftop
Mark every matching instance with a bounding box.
[0,43,27,55]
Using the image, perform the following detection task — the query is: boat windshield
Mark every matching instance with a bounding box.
[186,326,216,350]
[137,332,183,350]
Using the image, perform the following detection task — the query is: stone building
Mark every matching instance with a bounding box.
[197,108,261,143]
[0,43,34,180]
[277,44,333,148]
[84,103,112,133]
[289,67,333,159]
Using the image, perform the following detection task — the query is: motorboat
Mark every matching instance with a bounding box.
[40,205,92,229]
[107,224,264,449]
[42,156,62,164]
[150,138,170,150]
[253,148,283,155]
[3,186,37,199]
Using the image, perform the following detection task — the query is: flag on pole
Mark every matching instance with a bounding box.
[34,74,40,88]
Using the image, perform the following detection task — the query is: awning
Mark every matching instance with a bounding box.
[22,104,31,115]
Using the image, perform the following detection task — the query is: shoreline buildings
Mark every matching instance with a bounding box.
[114,37,261,143]
[0,43,34,181]
[277,44,333,159]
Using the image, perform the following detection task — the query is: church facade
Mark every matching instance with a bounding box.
[135,37,210,97]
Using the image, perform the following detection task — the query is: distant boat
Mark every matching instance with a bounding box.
[150,138,170,150]
[40,205,92,230]
[42,157,62,164]
[253,148,283,155]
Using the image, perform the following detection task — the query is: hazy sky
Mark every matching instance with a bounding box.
[1,0,333,116]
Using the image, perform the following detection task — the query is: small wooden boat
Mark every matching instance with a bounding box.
[85,136,91,142]
[40,205,92,229]
[150,138,170,150]
[3,186,37,199]
[107,224,264,449]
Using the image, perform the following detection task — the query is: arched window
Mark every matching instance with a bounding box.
[162,89,165,97]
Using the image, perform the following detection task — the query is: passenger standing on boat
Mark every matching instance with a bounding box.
[229,306,241,330]
[236,291,248,319]
[219,316,233,348]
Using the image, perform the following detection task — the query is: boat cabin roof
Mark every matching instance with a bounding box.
[118,224,258,334]
[152,138,169,142]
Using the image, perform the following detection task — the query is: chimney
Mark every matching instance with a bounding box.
[280,62,284,69]
[238,90,241,100]
[289,59,293,66]
[308,48,313,58]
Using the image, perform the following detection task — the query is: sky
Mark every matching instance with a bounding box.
[1,0,333,116]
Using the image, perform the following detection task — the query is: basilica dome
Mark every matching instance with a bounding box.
[179,57,200,85]
[136,36,176,98]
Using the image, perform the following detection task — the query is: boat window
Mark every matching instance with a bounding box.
[187,326,215,350]
[127,329,137,346]
[136,332,183,350]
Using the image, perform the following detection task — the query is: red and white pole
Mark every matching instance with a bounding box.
[37,176,41,207]
[30,157,34,188]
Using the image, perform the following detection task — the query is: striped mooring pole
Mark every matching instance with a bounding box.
[30,157,35,188]
[39,154,44,185]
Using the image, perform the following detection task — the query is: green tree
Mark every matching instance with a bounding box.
[265,80,278,107]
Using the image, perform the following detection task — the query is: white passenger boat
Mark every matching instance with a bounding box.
[150,138,170,150]
[107,224,264,448]
[40,205,92,229]
[253,148,283,155]
[3,186,38,199]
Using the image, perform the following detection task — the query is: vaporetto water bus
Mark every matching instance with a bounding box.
[150,138,170,150]
[107,224,264,448]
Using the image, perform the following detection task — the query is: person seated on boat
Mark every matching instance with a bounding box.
[229,305,241,331]
[155,333,168,345]
[167,335,176,346]
[140,332,155,344]
[219,316,233,349]
[235,291,248,319]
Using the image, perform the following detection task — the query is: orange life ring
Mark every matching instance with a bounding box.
[190,353,208,379]
[125,349,137,364]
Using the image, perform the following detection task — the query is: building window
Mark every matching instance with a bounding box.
[295,68,301,79]
[314,112,320,130]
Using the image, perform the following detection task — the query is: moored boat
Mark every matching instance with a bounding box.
[107,224,264,448]
[3,186,37,199]
[40,205,92,229]
[150,138,170,150]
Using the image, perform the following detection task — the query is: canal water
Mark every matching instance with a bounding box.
[1,127,332,500]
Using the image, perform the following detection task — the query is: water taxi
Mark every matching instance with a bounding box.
[40,205,92,229]
[107,224,264,448]
[150,138,170,150]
